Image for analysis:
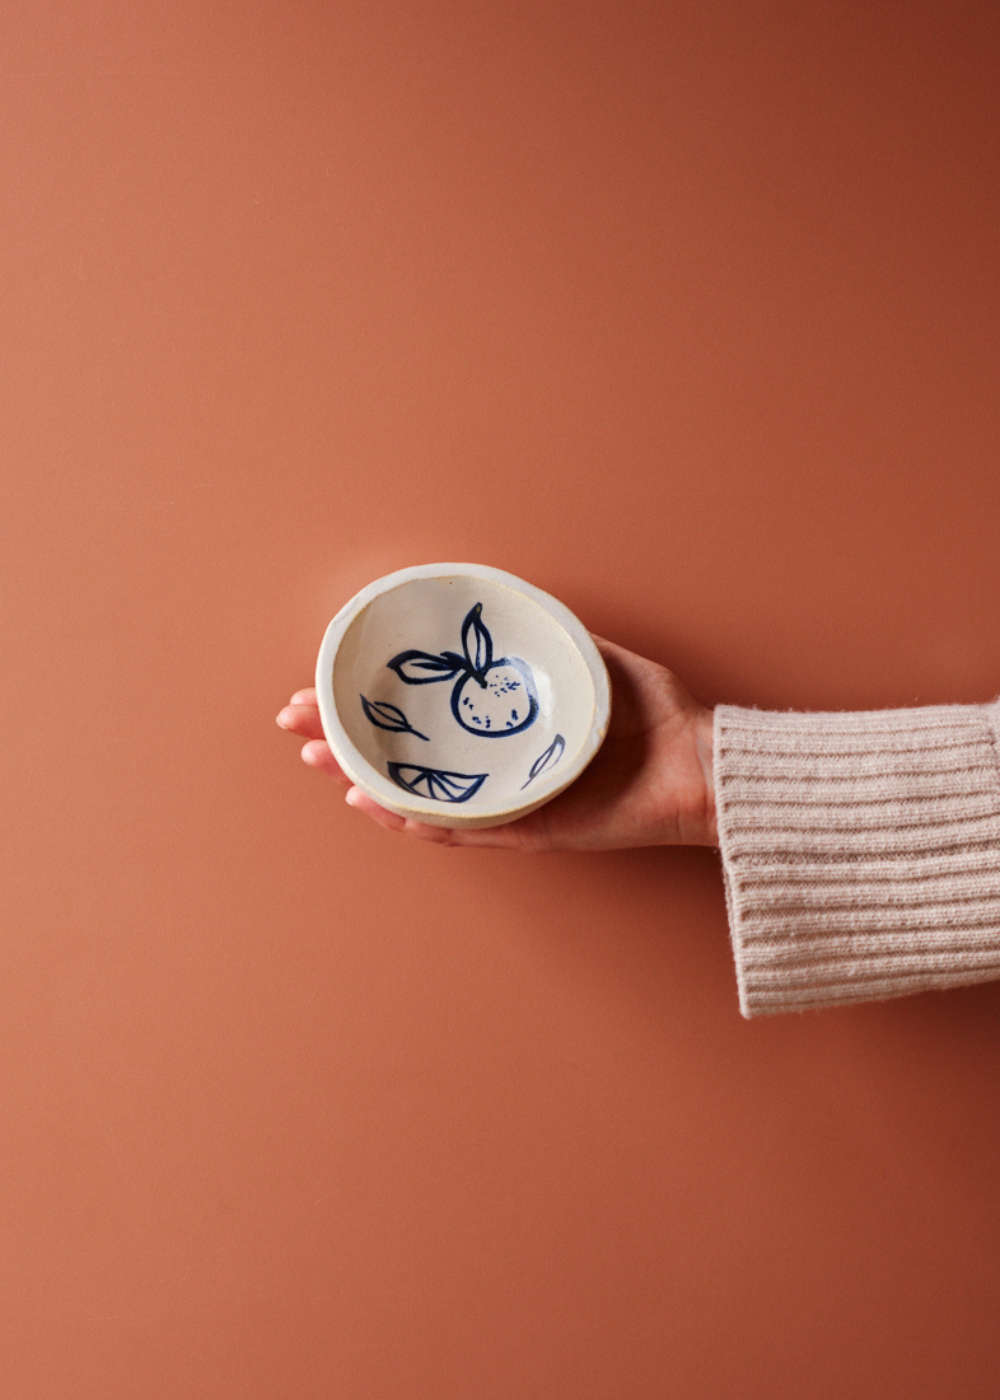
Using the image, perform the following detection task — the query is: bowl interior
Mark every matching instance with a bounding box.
[332,575,598,815]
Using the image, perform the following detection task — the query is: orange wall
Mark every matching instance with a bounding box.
[4,3,1000,1396]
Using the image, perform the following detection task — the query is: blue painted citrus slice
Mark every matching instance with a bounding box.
[387,763,488,803]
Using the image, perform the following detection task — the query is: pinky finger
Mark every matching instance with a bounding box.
[344,788,407,832]
[344,789,458,844]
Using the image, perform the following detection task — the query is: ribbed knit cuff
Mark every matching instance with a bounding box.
[715,700,1000,1017]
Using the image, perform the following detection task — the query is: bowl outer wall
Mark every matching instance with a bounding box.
[314,563,612,828]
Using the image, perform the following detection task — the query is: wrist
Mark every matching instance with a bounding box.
[692,707,717,846]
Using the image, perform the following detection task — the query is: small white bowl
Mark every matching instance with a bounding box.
[315,563,611,828]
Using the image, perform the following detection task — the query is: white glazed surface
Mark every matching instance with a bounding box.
[315,564,611,827]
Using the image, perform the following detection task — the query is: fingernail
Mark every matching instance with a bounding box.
[345,788,360,808]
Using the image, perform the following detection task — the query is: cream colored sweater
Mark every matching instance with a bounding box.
[714,700,1000,1017]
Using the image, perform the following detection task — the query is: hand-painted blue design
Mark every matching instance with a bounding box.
[386,652,464,684]
[462,603,492,673]
[521,733,566,788]
[387,603,539,739]
[360,695,429,741]
[387,763,488,803]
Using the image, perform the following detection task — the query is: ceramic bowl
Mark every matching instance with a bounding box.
[315,563,611,828]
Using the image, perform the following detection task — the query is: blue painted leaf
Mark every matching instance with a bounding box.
[360,695,429,741]
[522,733,566,788]
[461,603,493,675]
[388,649,462,684]
[388,763,488,803]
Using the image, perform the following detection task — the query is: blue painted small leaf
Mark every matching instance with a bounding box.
[522,733,566,788]
[360,695,429,741]
[461,603,493,675]
[387,649,462,684]
[388,763,488,803]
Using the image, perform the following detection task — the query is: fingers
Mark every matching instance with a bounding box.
[344,789,459,844]
[300,740,352,790]
[276,697,325,741]
[341,789,543,849]
[277,689,352,787]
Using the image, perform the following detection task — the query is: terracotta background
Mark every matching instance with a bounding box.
[3,1,999,1395]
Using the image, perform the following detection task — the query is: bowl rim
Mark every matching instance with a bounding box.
[314,562,612,828]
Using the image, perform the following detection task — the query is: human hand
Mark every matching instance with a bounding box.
[276,637,717,851]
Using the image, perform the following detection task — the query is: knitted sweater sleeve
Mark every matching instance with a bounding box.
[713,699,1000,1017]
